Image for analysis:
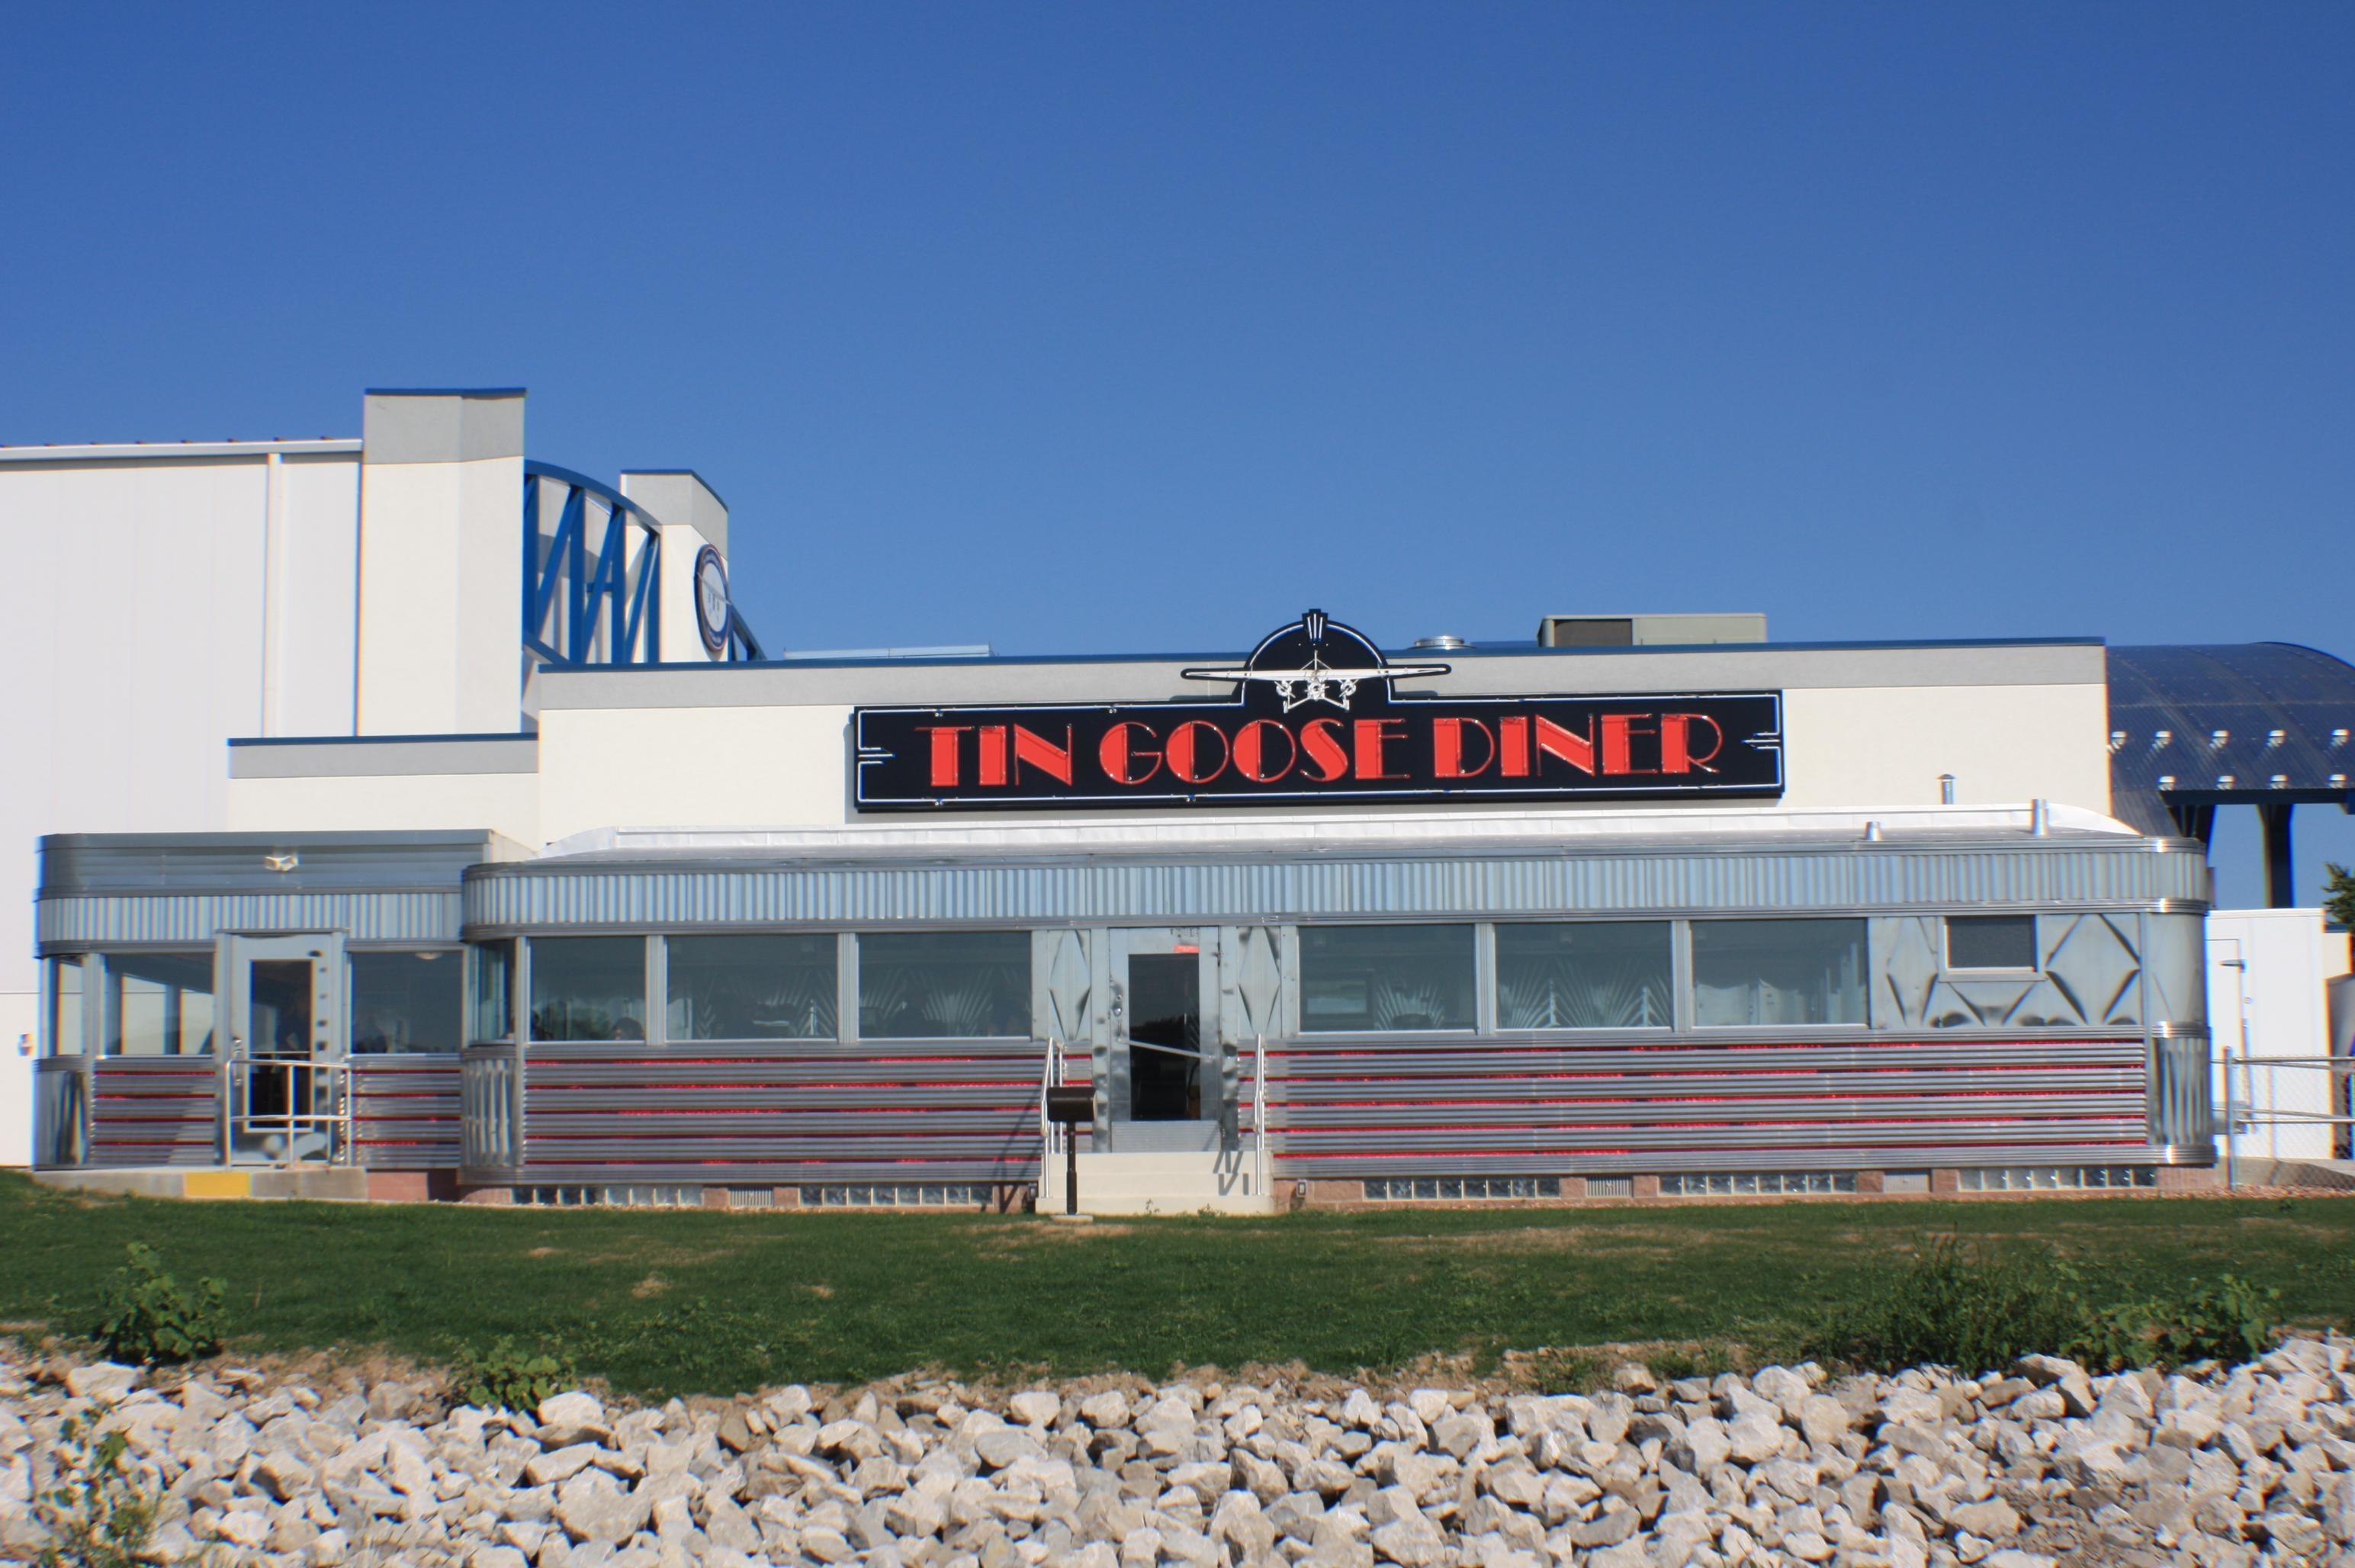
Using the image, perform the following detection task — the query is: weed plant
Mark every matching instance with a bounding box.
[1805,1237,2283,1374]
[35,1413,157,1568]
[449,1337,577,1412]
[88,1243,225,1367]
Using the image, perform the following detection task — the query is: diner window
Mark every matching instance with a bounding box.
[1691,919,1867,1027]
[471,943,514,1043]
[669,934,838,1039]
[104,952,217,1056]
[530,937,647,1042]
[1946,915,2037,972]
[1496,922,1672,1029]
[1300,925,1476,1032]
[46,956,85,1056]
[857,932,1030,1039]
[350,951,464,1053]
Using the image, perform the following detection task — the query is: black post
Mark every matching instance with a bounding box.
[1044,1085,1093,1216]
[2261,802,2296,908]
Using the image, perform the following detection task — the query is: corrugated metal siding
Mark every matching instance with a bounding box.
[349,1057,462,1169]
[1264,1035,2157,1179]
[38,892,461,949]
[494,1039,1064,1184]
[88,1059,217,1168]
[465,845,2206,931]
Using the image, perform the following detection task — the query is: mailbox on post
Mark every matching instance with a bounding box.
[1044,1086,1094,1216]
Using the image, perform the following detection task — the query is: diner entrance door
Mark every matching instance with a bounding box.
[1107,927,1220,1152]
[221,933,345,1164]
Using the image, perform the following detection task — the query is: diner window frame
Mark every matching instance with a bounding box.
[1293,922,1483,1036]
[1943,914,2041,975]
[852,930,1034,1042]
[1685,916,1871,1031]
[1489,919,1679,1033]
[346,943,468,1056]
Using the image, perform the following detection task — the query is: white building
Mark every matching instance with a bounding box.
[6,387,2352,1210]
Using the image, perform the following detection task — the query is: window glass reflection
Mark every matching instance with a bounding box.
[351,951,463,1053]
[669,935,838,1039]
[530,937,647,1042]
[471,942,513,1043]
[1496,922,1672,1029]
[857,933,1029,1039]
[1691,919,1867,1027]
[1300,926,1476,1032]
[104,952,216,1056]
[47,956,84,1057]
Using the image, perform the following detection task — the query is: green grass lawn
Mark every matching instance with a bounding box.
[4,1173,2352,1399]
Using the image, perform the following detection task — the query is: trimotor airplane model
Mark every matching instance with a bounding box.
[1178,609,1452,712]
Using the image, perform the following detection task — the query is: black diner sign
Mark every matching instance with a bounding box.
[853,610,1783,811]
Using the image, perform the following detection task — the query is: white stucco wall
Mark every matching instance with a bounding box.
[0,445,361,1165]
[521,662,2113,840]
[536,705,855,841]
[224,773,541,843]
[1781,683,2112,814]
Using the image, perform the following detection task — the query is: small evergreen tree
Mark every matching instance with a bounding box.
[2324,863,2355,929]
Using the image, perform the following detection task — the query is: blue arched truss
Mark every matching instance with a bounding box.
[522,461,764,665]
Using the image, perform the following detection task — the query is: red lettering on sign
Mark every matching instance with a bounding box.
[917,725,969,787]
[1354,718,1407,779]
[1166,720,1229,784]
[1600,715,1656,775]
[1498,715,1531,777]
[1010,724,1074,784]
[1431,716,1493,779]
[1232,718,1296,782]
[978,725,1009,786]
[1660,712,1724,773]
[1533,715,1596,775]
[1100,721,1162,786]
[1300,718,1350,782]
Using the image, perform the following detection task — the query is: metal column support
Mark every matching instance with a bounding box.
[2260,802,2296,908]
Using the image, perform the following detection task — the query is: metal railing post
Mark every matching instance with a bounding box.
[2222,1043,2236,1192]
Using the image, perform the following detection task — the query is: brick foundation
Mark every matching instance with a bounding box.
[365,1170,461,1203]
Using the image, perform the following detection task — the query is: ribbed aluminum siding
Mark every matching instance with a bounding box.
[464,845,2206,932]
[38,892,462,950]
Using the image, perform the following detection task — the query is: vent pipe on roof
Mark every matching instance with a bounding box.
[1939,774,1957,805]
[2030,798,2051,837]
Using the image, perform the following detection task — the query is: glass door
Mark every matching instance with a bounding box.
[1108,928,1219,1152]
[221,934,344,1164]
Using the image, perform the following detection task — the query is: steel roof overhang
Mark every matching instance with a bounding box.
[2108,643,2355,834]
[459,811,2206,933]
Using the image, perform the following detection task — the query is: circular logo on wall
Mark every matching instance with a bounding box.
[692,545,731,657]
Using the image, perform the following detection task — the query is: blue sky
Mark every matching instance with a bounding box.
[4,4,2350,904]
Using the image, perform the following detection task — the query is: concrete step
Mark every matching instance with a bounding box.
[31,1166,372,1202]
[1039,1148,1276,1216]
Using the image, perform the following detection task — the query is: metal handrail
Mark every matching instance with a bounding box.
[1253,1033,1270,1205]
[227,1056,350,1167]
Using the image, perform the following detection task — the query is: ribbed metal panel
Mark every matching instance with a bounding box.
[88,1059,218,1168]
[484,1039,1052,1185]
[38,892,461,950]
[465,843,2206,932]
[349,1057,462,1169]
[1264,1034,2164,1179]
[33,1062,85,1167]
